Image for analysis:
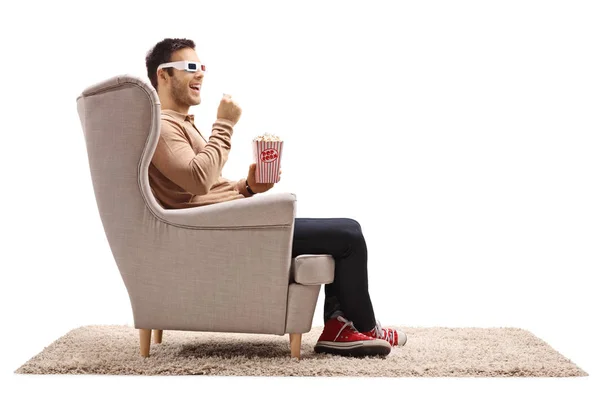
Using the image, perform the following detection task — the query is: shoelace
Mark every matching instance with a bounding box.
[373,319,392,342]
[333,317,361,342]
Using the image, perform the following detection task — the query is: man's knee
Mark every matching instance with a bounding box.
[345,218,362,235]
[340,218,363,242]
[342,218,361,230]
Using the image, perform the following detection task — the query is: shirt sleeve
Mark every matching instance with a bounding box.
[151,118,235,196]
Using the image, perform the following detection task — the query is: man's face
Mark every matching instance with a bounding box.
[159,48,204,108]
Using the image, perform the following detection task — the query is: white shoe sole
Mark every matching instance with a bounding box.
[315,338,391,357]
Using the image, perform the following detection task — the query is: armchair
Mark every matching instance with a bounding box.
[75,75,334,359]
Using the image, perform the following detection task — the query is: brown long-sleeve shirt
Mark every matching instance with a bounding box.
[148,109,253,209]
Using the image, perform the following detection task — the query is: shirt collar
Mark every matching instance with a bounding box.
[162,109,195,124]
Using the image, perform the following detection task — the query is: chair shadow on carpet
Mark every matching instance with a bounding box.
[177,341,294,359]
[175,341,390,361]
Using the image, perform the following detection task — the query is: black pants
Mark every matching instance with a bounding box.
[291,217,376,332]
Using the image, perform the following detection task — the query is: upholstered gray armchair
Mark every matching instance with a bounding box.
[76,75,334,359]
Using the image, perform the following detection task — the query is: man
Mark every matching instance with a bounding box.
[146,38,407,357]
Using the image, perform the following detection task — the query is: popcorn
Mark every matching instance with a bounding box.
[252,133,284,183]
[253,133,282,142]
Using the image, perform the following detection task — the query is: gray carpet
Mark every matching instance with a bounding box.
[14,325,587,377]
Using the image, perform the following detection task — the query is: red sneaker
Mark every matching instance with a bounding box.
[315,315,391,357]
[361,320,407,347]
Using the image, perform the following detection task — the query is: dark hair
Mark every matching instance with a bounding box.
[145,38,196,92]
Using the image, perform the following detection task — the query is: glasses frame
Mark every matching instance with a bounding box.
[157,60,206,73]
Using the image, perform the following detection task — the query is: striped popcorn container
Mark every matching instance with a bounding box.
[252,134,283,183]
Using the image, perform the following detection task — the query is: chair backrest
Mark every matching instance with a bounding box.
[76,75,164,270]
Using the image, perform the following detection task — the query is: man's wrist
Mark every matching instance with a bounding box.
[245,179,256,195]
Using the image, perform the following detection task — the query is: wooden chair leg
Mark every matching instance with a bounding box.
[289,333,302,359]
[153,329,163,344]
[139,329,151,357]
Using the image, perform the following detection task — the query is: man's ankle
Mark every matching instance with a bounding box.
[328,310,344,320]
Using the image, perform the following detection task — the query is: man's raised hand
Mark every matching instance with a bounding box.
[217,93,242,125]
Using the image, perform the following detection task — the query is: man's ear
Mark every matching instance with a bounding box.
[157,67,171,83]
[158,69,167,82]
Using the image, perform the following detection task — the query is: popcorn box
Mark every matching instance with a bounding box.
[252,133,283,183]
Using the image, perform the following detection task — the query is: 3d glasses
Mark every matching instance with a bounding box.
[157,61,206,72]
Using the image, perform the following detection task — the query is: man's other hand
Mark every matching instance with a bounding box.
[247,163,282,194]
[217,94,242,125]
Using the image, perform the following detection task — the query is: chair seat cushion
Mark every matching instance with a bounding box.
[291,254,335,285]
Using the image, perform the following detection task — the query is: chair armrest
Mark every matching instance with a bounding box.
[152,192,297,229]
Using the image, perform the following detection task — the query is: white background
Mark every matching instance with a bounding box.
[1,0,599,398]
